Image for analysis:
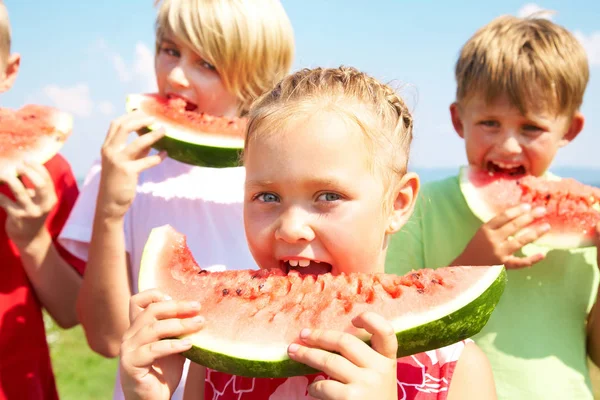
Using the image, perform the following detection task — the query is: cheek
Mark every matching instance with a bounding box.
[244,208,275,248]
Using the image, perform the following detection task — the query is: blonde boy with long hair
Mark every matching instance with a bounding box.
[387,14,598,399]
[58,1,294,399]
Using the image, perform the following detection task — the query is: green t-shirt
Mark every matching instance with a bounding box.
[386,172,599,400]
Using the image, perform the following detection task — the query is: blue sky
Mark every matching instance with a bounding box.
[2,0,599,179]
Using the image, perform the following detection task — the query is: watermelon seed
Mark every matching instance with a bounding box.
[545,194,551,200]
[417,289,424,294]
[222,289,229,296]
[236,289,242,295]
[411,273,421,279]
[431,279,439,284]
[258,284,264,290]
[198,269,208,274]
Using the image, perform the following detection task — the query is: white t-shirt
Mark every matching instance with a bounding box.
[59,156,256,400]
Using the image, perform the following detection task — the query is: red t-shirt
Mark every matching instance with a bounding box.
[205,340,468,400]
[0,154,85,400]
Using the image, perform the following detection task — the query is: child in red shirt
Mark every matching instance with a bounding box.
[0,2,85,399]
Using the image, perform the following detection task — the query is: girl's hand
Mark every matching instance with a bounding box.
[288,311,398,400]
[98,111,167,220]
[0,161,56,248]
[455,203,549,269]
[119,289,204,400]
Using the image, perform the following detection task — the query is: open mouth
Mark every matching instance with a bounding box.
[167,94,198,112]
[280,259,333,275]
[486,161,526,176]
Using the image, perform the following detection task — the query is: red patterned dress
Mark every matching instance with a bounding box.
[204,340,470,400]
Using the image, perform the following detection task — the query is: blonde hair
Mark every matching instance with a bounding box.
[0,1,10,68]
[455,14,589,117]
[154,0,295,114]
[245,66,413,190]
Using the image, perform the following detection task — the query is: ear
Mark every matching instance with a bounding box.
[558,111,584,147]
[386,172,420,235]
[0,53,20,93]
[450,102,465,139]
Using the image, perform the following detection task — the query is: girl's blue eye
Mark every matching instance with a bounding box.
[318,193,341,202]
[257,193,279,203]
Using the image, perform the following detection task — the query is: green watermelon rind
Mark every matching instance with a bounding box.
[458,165,593,249]
[138,225,507,379]
[126,95,243,168]
[179,267,506,378]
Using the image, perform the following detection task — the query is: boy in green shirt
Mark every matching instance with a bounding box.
[387,14,600,399]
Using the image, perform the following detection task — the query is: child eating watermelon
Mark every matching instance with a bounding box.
[57,0,295,399]
[385,14,599,400]
[0,2,87,399]
[118,66,497,400]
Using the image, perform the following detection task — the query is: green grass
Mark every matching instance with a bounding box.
[45,313,118,400]
[45,312,600,399]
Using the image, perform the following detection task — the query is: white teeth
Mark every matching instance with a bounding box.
[298,259,310,267]
[315,260,320,264]
[288,259,299,267]
[493,161,521,169]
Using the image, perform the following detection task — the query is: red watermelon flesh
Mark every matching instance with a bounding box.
[0,104,72,174]
[128,93,246,142]
[138,225,506,377]
[125,93,246,168]
[460,166,600,248]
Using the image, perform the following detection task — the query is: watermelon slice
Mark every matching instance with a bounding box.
[459,165,600,249]
[138,225,506,378]
[0,104,73,174]
[125,94,246,168]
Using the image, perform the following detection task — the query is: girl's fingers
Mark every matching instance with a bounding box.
[351,312,397,360]
[307,377,347,400]
[288,341,360,383]
[129,289,171,323]
[104,111,156,148]
[131,151,168,173]
[123,128,166,159]
[296,328,377,369]
[123,315,204,355]
[128,299,201,334]
[121,339,190,371]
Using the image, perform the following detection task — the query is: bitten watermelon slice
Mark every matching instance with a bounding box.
[459,166,600,249]
[138,225,507,378]
[0,104,72,174]
[126,94,245,168]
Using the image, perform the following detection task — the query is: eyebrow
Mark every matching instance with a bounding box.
[245,177,346,189]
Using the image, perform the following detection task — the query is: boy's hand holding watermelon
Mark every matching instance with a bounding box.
[0,161,57,247]
[451,203,550,269]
